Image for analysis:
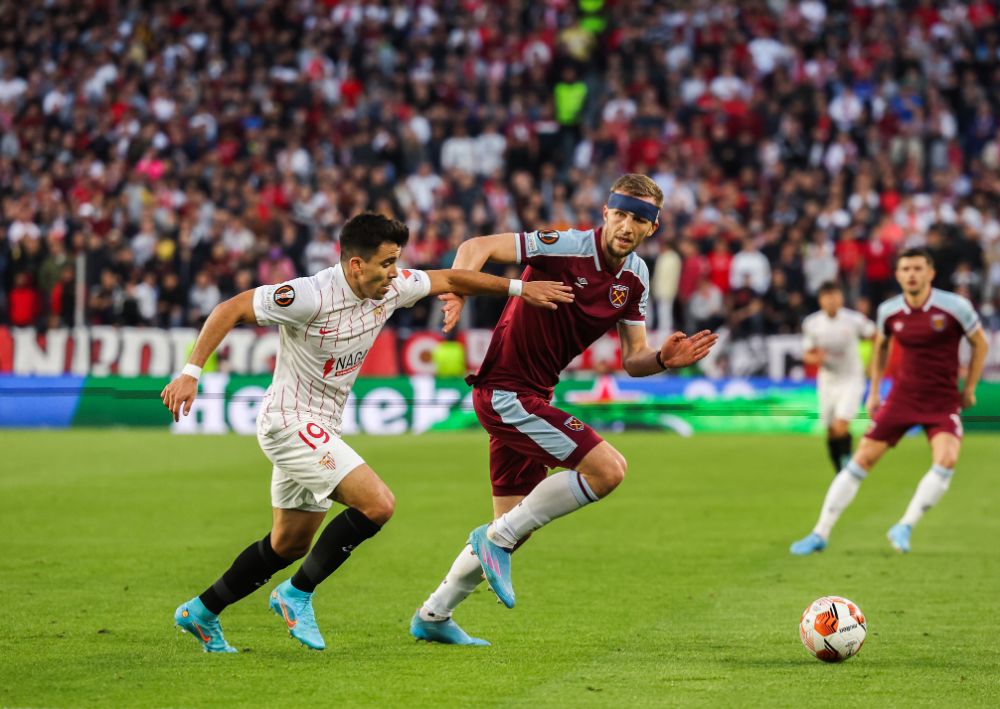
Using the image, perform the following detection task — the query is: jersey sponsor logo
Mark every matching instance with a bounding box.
[538,230,560,245]
[931,313,947,332]
[564,415,584,431]
[609,283,629,308]
[323,348,369,378]
[273,284,295,307]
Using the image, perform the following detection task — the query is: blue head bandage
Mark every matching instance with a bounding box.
[607,192,660,224]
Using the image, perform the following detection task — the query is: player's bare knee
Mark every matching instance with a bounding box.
[360,488,396,525]
[589,456,626,498]
[270,533,311,560]
[851,453,876,471]
[935,453,958,470]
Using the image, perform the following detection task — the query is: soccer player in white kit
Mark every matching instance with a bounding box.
[161,213,573,653]
[801,281,876,473]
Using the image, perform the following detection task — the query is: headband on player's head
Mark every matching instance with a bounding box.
[607,192,660,224]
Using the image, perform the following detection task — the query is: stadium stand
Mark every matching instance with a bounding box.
[1,0,998,340]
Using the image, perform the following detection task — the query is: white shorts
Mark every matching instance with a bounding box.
[818,376,865,427]
[257,419,365,512]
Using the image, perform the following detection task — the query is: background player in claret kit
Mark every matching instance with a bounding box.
[801,281,876,473]
[160,213,573,653]
[791,248,989,556]
[409,174,718,646]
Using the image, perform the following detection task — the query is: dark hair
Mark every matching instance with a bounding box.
[895,247,934,268]
[817,280,841,295]
[340,213,409,261]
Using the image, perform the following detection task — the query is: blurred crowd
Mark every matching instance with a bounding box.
[2,0,1000,339]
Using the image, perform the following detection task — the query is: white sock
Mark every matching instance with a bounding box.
[900,465,953,526]
[813,460,867,540]
[488,470,598,549]
[420,544,482,620]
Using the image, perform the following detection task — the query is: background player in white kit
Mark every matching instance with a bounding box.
[160,213,573,653]
[801,281,876,473]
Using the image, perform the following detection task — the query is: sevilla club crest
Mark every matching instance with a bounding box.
[609,284,629,309]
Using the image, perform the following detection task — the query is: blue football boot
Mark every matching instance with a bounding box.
[174,597,237,653]
[269,580,326,650]
[789,532,827,556]
[887,523,912,553]
[409,610,490,646]
[468,524,515,609]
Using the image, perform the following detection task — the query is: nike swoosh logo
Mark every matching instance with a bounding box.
[192,621,211,643]
[318,328,336,335]
[279,600,297,629]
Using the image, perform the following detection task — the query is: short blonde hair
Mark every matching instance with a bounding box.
[610,174,664,209]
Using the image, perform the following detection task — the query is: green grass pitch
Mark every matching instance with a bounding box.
[2,430,998,707]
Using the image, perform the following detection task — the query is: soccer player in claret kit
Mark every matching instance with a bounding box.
[160,213,573,652]
[791,248,989,555]
[801,281,876,473]
[409,174,718,646]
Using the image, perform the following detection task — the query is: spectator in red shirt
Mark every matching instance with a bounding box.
[9,272,42,327]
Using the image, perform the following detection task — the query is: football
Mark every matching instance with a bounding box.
[799,596,867,662]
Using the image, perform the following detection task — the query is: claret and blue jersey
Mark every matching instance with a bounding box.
[876,288,981,409]
[468,227,649,397]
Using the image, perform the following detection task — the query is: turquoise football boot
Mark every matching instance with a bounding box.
[174,597,237,653]
[887,523,912,553]
[468,524,515,609]
[409,611,490,646]
[269,580,326,650]
[789,532,827,556]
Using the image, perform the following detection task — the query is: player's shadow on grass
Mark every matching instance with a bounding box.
[840,548,960,559]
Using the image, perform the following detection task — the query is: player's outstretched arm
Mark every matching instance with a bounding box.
[426,269,573,309]
[962,326,990,409]
[439,234,519,332]
[866,330,890,416]
[618,323,719,377]
[160,290,257,422]
[451,233,520,271]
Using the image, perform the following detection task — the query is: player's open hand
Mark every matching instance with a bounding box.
[521,280,574,310]
[961,389,976,410]
[160,375,199,422]
[659,330,718,369]
[438,293,466,333]
[865,390,881,417]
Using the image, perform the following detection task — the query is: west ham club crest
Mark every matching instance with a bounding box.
[564,416,585,431]
[609,284,629,308]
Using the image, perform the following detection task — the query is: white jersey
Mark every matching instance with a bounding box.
[801,308,875,382]
[253,264,430,437]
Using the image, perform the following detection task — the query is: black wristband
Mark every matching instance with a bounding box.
[655,350,668,371]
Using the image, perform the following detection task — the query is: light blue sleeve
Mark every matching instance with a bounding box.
[934,290,981,335]
[520,228,597,265]
[620,256,649,326]
[876,297,903,335]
